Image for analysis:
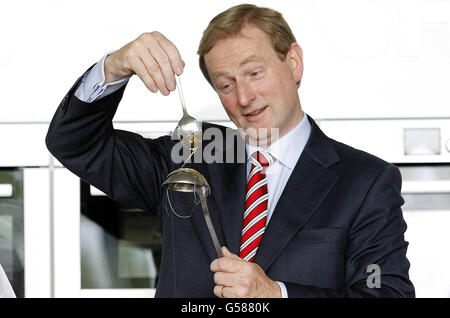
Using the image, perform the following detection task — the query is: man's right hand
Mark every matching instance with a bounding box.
[104,32,185,95]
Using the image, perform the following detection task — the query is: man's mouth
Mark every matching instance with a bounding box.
[245,105,267,117]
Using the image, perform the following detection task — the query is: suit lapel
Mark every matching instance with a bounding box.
[253,152,339,271]
[253,117,341,271]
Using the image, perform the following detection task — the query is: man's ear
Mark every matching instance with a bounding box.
[286,43,304,84]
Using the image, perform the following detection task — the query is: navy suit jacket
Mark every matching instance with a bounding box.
[46,70,415,298]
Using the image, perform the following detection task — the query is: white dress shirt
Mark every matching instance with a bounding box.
[74,52,129,103]
[246,113,311,226]
[74,53,312,298]
[245,114,311,298]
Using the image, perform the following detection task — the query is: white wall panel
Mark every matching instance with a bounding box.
[0,124,49,167]
[1,0,449,123]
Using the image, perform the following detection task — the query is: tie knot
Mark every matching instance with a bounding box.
[251,150,275,168]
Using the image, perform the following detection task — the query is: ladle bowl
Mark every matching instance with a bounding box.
[162,168,210,195]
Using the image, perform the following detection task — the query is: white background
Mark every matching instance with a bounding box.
[0,0,449,123]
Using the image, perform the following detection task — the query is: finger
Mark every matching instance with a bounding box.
[214,285,228,298]
[139,50,169,95]
[210,255,241,273]
[213,271,236,287]
[156,33,185,75]
[221,246,240,259]
[222,246,232,256]
[148,45,176,92]
[130,55,158,93]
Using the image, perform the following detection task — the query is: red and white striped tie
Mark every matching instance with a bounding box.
[239,150,274,262]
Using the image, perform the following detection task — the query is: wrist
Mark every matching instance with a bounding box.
[104,54,128,84]
[271,280,282,298]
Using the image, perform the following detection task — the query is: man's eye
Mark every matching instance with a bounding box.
[250,70,264,79]
[220,83,234,92]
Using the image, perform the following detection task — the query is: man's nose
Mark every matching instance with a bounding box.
[236,80,256,107]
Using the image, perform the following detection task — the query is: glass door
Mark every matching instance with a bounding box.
[0,168,24,298]
[53,166,160,297]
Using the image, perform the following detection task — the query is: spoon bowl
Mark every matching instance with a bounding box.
[174,75,203,151]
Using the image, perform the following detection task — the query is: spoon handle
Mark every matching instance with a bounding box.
[199,188,223,258]
[176,75,188,116]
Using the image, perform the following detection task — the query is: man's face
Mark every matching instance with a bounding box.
[204,24,304,146]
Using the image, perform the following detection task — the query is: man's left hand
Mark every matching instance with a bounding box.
[210,246,281,298]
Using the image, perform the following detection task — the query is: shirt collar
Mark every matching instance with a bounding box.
[246,112,312,170]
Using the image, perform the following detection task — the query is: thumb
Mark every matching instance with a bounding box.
[221,246,240,259]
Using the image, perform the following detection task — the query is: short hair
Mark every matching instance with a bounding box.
[197,4,298,88]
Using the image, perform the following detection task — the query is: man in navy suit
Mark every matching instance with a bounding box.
[46,4,414,297]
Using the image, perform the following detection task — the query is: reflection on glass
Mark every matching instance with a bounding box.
[403,128,441,156]
[118,240,157,284]
[80,181,162,289]
[0,216,13,279]
[0,169,24,297]
[400,166,450,181]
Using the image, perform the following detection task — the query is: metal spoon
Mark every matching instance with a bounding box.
[175,75,202,151]
[163,77,223,258]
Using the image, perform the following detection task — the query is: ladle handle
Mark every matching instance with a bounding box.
[199,189,223,258]
[176,75,188,116]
